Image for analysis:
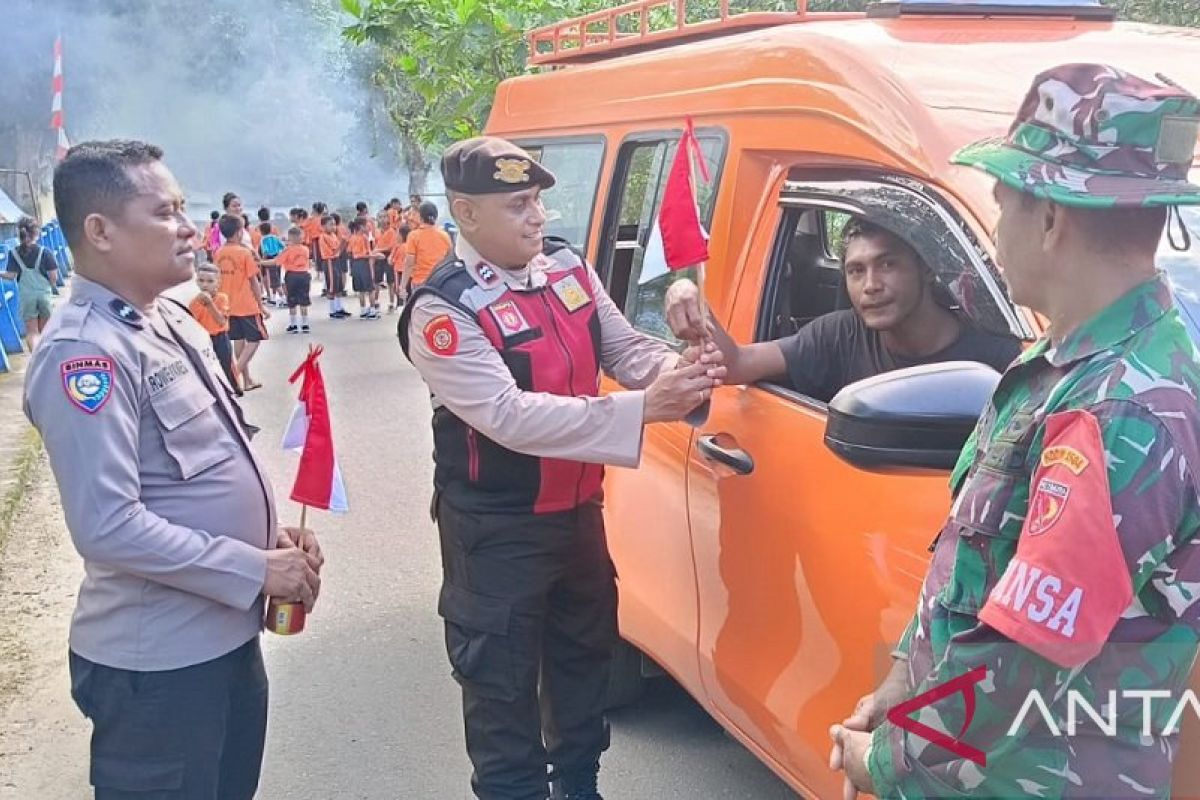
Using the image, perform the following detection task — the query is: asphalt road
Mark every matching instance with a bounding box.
[236,302,800,799]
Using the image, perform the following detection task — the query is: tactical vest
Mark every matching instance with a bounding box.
[399,238,603,515]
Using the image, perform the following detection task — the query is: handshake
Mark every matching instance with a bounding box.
[641,279,727,424]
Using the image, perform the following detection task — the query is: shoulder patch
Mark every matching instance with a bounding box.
[1040,445,1090,475]
[424,315,459,356]
[61,356,115,414]
[108,299,144,329]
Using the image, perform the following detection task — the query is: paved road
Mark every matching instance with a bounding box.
[237,304,799,799]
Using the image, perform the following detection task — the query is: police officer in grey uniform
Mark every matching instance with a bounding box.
[24,140,323,800]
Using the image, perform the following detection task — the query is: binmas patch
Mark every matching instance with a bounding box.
[550,274,591,313]
[61,356,115,414]
[424,314,459,356]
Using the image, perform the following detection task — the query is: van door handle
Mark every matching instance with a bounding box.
[697,434,754,475]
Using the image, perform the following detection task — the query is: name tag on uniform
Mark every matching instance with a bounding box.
[488,300,532,335]
[551,274,590,313]
[146,359,192,396]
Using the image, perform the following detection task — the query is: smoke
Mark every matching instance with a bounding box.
[4,0,406,214]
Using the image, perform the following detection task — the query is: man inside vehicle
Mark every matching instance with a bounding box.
[665,217,1021,400]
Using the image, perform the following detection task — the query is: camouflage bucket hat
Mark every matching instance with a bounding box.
[953,63,1200,208]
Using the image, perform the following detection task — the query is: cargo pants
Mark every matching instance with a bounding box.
[436,496,617,800]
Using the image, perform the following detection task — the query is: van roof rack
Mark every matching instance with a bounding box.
[528,0,855,67]
[866,0,1115,20]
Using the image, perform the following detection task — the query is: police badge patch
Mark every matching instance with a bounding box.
[488,300,531,335]
[61,356,115,414]
[550,274,591,313]
[424,314,460,356]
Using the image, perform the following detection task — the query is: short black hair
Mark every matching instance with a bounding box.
[17,216,39,244]
[355,201,368,213]
[312,201,327,214]
[259,221,272,236]
[388,197,401,207]
[840,218,922,268]
[52,139,164,248]
[218,213,244,239]
[331,212,341,225]
[348,218,364,233]
[320,214,333,226]
[419,201,438,224]
[210,210,220,221]
[257,206,271,221]
[222,192,239,210]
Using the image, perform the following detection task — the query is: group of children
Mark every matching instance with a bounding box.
[192,194,454,394]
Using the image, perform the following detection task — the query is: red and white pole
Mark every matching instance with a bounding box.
[51,35,70,161]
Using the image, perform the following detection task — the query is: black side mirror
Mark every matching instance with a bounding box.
[823,361,1001,472]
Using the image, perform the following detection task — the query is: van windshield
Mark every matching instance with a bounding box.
[1158,170,1200,342]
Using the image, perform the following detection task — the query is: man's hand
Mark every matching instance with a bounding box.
[264,541,321,612]
[829,726,875,800]
[643,360,718,423]
[664,278,706,343]
[282,526,324,573]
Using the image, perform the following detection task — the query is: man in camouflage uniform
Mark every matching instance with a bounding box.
[830,64,1200,798]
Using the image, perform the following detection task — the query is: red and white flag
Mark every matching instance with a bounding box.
[639,117,711,285]
[51,35,70,161]
[282,346,348,512]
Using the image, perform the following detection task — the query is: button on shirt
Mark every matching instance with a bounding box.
[869,275,1200,798]
[24,276,277,672]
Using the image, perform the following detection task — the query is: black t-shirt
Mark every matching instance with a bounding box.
[779,310,1022,402]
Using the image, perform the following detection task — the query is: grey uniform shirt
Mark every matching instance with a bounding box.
[407,238,678,468]
[24,276,277,672]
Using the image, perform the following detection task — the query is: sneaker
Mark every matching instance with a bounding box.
[301,324,311,334]
[334,310,352,318]
[367,308,381,320]
[286,324,299,334]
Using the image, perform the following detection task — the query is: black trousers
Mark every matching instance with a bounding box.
[437,497,618,800]
[210,332,238,392]
[69,637,269,800]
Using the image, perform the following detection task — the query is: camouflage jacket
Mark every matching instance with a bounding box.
[868,274,1200,798]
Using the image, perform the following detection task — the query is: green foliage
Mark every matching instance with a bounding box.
[1111,0,1200,26]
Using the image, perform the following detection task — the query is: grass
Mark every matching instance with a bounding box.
[0,428,43,557]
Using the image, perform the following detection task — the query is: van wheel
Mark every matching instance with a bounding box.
[606,638,647,709]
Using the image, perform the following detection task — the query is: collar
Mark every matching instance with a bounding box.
[1037,273,1175,368]
[456,237,549,291]
[70,275,152,330]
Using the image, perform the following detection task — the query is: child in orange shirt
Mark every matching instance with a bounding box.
[372,211,401,312]
[215,214,270,390]
[317,215,349,318]
[189,263,240,394]
[400,201,453,300]
[262,227,313,333]
[346,218,378,319]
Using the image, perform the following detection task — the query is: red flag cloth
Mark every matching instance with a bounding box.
[658,118,710,270]
[284,347,348,511]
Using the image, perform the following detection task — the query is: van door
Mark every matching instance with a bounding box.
[595,129,725,698]
[685,175,1030,793]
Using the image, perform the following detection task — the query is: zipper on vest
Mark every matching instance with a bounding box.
[467,427,480,482]
[539,292,585,505]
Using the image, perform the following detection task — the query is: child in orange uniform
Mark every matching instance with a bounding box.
[346,219,378,319]
[189,263,240,394]
[372,210,400,312]
[317,215,349,318]
[215,215,270,391]
[262,227,313,334]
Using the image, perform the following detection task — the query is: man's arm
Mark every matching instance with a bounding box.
[867,402,1197,798]
[664,277,788,385]
[407,296,714,467]
[25,340,268,609]
[399,254,415,297]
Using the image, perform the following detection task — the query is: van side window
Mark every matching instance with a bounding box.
[597,131,726,344]
[759,177,1029,348]
[520,138,606,248]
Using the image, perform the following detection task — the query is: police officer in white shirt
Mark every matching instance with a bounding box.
[24,140,323,800]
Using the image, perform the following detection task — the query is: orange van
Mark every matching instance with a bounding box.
[484,1,1200,795]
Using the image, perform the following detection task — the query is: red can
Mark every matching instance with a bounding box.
[267,598,306,635]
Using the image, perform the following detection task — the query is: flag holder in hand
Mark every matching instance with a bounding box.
[268,345,348,635]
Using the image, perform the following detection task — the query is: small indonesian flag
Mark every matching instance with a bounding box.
[282,346,348,512]
[639,117,711,285]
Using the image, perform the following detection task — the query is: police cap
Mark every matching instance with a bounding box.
[441,137,556,195]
